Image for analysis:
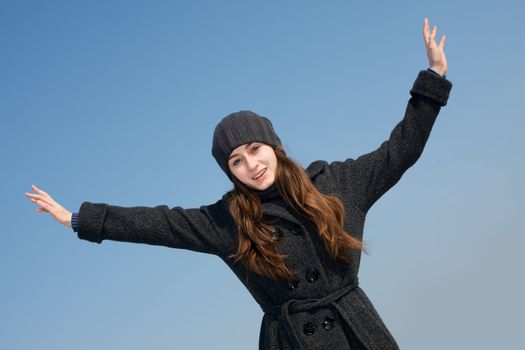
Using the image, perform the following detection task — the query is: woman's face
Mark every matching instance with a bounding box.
[228,142,277,190]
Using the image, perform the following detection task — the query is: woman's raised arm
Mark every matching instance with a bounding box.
[327,18,452,214]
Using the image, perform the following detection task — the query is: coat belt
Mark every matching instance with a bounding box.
[260,278,360,349]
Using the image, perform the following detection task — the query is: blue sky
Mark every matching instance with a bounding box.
[3,1,524,349]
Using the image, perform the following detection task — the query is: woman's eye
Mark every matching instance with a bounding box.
[231,146,258,166]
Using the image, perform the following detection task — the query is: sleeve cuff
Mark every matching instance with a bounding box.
[427,67,447,79]
[410,69,453,106]
[77,202,108,244]
[71,212,79,232]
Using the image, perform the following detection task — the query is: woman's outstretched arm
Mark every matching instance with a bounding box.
[24,185,235,256]
[328,18,452,214]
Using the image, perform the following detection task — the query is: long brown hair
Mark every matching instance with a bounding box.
[226,145,367,281]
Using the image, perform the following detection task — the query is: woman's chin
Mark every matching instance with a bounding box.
[251,175,274,191]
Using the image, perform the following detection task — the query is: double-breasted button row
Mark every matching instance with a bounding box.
[287,268,319,290]
[303,317,337,335]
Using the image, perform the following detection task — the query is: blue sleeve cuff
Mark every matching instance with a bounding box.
[71,212,79,232]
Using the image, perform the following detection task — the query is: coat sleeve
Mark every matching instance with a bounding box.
[328,69,453,213]
[76,198,235,256]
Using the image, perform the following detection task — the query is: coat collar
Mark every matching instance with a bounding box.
[221,160,326,226]
[305,160,326,180]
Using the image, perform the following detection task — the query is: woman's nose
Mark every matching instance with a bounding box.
[246,157,258,170]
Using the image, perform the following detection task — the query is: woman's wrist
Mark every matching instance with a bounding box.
[429,66,446,78]
[65,212,73,228]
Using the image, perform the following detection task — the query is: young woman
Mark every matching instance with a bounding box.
[25,18,451,350]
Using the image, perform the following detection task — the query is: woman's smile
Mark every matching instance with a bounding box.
[252,168,267,181]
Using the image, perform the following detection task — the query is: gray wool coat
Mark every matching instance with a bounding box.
[76,69,452,350]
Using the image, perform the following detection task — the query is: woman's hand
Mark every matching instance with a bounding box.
[423,18,448,77]
[24,184,73,228]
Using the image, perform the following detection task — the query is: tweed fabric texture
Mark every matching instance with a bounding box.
[212,110,283,180]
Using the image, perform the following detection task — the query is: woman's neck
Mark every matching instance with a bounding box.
[252,183,281,202]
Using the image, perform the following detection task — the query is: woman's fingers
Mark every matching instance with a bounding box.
[423,18,440,48]
[26,186,59,206]
[26,185,72,226]
[439,35,447,49]
[423,18,430,45]
[32,184,48,196]
[35,197,53,207]
[26,193,51,206]
[34,198,53,211]
[26,184,72,227]
[431,25,437,46]
[423,18,448,76]
[25,187,58,211]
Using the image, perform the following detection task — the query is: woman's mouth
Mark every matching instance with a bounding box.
[252,168,267,181]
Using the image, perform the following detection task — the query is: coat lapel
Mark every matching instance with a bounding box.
[222,160,326,226]
[261,202,301,226]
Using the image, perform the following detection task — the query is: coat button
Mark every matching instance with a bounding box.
[322,317,336,330]
[305,268,319,283]
[287,280,299,290]
[290,225,302,235]
[303,321,316,336]
[271,228,283,241]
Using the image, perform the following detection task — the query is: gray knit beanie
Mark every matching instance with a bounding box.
[212,110,282,180]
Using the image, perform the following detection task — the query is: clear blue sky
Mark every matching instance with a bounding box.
[3,1,524,349]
